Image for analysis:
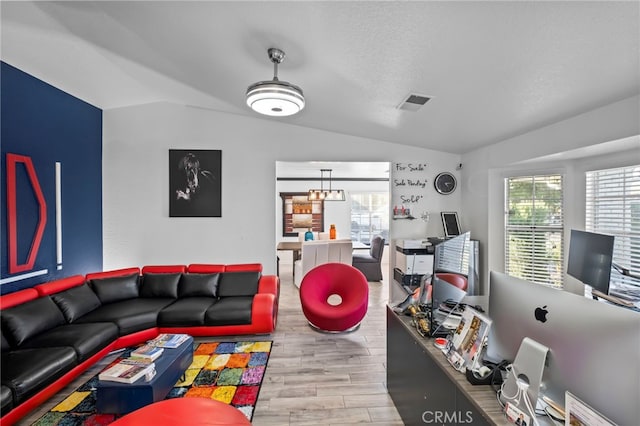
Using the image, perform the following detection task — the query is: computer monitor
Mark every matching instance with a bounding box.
[567,229,614,295]
[486,271,640,426]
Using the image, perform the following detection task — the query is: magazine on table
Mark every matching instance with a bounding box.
[445,306,492,372]
[149,333,190,349]
[98,360,155,384]
[129,344,164,361]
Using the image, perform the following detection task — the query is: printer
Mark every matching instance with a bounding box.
[395,239,434,275]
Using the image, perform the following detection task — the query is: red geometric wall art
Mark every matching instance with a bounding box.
[5,153,47,273]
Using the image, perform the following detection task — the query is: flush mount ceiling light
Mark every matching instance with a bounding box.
[308,169,345,201]
[246,48,305,117]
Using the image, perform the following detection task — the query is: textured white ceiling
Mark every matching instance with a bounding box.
[2,1,638,154]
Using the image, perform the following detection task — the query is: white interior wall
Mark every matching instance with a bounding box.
[461,95,640,293]
[103,102,462,275]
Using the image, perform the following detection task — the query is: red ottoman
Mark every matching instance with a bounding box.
[299,263,369,332]
[109,398,251,425]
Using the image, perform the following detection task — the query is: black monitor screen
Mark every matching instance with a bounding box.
[567,229,614,294]
[441,212,460,237]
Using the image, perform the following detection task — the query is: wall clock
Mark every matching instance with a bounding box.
[434,172,457,195]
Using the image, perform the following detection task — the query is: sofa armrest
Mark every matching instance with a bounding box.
[258,275,279,296]
[251,293,277,334]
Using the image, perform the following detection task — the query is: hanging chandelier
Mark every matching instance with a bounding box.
[308,169,345,201]
[246,48,305,117]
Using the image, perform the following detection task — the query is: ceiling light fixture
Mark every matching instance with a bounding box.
[308,169,345,201]
[246,48,305,117]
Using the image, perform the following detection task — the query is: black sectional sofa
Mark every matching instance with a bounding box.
[0,263,279,425]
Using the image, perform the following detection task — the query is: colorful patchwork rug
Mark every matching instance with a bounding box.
[31,340,272,425]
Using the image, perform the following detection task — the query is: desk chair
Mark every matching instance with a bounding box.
[352,236,385,281]
[423,272,468,302]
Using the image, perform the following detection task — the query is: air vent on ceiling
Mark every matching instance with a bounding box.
[397,93,432,112]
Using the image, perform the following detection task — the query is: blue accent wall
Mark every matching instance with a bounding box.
[1,62,103,294]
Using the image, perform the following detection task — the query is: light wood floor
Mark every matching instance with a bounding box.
[17,261,403,425]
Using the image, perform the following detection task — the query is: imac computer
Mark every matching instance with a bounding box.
[486,271,640,426]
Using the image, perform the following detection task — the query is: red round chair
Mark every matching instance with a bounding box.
[299,263,369,332]
[109,398,250,425]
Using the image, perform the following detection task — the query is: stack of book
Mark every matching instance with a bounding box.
[148,333,190,349]
[130,344,164,362]
[99,358,156,384]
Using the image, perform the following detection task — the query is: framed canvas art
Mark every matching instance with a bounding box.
[169,149,221,217]
[280,192,324,236]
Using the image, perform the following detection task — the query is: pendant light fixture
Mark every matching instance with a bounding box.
[246,48,305,117]
[308,169,345,201]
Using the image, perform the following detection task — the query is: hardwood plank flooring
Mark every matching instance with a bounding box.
[16,259,402,425]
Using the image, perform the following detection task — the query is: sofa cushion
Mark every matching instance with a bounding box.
[20,322,118,362]
[140,273,181,298]
[1,297,66,346]
[89,273,139,304]
[217,272,260,297]
[204,296,253,326]
[1,346,77,404]
[75,298,174,336]
[179,273,219,298]
[158,298,217,326]
[51,283,102,323]
[1,385,13,417]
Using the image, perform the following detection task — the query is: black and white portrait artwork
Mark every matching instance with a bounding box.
[169,149,221,217]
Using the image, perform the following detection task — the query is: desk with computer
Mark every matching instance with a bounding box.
[388,229,639,426]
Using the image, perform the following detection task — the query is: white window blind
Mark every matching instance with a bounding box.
[505,175,564,287]
[586,165,640,300]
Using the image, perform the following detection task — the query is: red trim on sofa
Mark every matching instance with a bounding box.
[186,264,226,273]
[225,263,263,272]
[251,293,277,333]
[85,267,141,281]
[0,288,39,309]
[258,275,279,296]
[0,343,115,426]
[141,265,186,274]
[34,275,86,296]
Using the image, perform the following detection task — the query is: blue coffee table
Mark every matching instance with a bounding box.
[96,336,194,414]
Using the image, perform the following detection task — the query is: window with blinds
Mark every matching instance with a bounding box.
[350,192,389,245]
[586,165,640,300]
[505,175,564,287]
